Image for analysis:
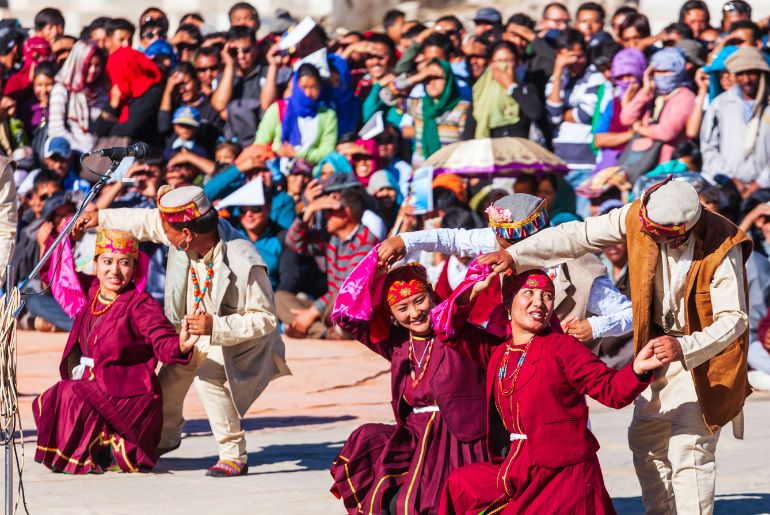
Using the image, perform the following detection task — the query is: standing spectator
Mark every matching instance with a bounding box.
[34,8,65,45]
[620,48,695,169]
[383,9,406,47]
[228,2,260,32]
[538,2,571,34]
[593,48,647,171]
[618,13,653,52]
[546,29,605,170]
[103,18,135,56]
[575,2,608,44]
[254,64,338,165]
[679,0,711,39]
[721,0,751,33]
[212,26,286,145]
[472,7,503,37]
[701,47,770,196]
[94,47,163,144]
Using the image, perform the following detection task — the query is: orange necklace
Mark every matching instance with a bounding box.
[90,291,119,316]
[408,333,435,388]
[498,335,534,397]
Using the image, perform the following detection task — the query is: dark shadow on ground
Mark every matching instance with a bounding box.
[181,415,355,435]
[613,493,770,514]
[157,441,343,474]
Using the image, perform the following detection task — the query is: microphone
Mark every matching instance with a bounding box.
[87,142,150,160]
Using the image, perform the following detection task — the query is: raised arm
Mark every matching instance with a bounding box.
[98,208,171,246]
[505,204,630,273]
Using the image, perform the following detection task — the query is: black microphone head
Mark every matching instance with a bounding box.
[131,142,150,159]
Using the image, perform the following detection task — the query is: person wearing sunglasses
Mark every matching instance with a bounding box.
[193,47,221,97]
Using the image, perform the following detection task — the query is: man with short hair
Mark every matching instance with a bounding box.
[539,2,571,35]
[726,19,763,48]
[194,47,222,97]
[212,26,287,144]
[228,2,260,32]
[575,2,607,43]
[103,18,135,55]
[701,47,770,195]
[40,137,89,194]
[478,178,751,515]
[34,7,64,45]
[383,9,406,46]
[276,174,379,339]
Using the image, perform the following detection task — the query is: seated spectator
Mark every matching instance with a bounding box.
[19,62,55,152]
[159,62,222,152]
[679,0,711,40]
[327,54,359,136]
[35,137,90,194]
[194,47,222,97]
[618,13,653,53]
[222,181,284,290]
[276,177,378,339]
[356,34,399,125]
[701,47,770,197]
[313,151,353,180]
[366,170,401,230]
[4,37,52,103]
[34,8,65,45]
[620,48,695,172]
[465,41,543,139]
[537,173,580,224]
[285,159,312,205]
[48,40,108,154]
[254,63,338,165]
[338,138,379,187]
[163,106,209,160]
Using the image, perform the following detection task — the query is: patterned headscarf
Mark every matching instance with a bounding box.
[502,269,555,306]
[384,263,432,306]
[55,40,103,132]
[95,228,139,259]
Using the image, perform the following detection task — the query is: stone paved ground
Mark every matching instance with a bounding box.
[3,330,770,514]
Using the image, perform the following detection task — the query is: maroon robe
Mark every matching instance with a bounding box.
[33,283,191,474]
[330,313,489,514]
[437,298,650,515]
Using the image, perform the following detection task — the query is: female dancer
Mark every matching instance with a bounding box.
[330,248,489,514]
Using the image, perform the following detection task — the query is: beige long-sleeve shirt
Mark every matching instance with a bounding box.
[506,204,748,423]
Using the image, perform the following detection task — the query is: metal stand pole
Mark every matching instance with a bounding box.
[4,264,12,515]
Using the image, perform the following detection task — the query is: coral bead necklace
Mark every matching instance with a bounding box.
[190,262,214,312]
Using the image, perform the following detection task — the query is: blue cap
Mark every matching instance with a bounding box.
[44,137,72,159]
[144,39,177,67]
[172,106,201,128]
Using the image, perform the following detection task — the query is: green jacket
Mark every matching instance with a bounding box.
[254,102,338,165]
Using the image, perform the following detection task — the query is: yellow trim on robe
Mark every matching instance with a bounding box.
[368,471,409,515]
[403,411,437,514]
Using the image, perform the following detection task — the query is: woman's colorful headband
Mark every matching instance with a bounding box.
[385,263,432,306]
[95,228,139,259]
[502,269,555,304]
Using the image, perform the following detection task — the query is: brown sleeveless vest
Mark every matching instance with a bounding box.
[625,201,753,432]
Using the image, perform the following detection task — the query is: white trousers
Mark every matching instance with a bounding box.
[628,414,720,515]
[158,346,247,463]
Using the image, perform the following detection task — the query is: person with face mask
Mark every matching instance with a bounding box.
[593,48,647,171]
[701,47,770,197]
[619,47,695,167]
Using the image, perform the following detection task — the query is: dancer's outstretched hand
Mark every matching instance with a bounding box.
[477,250,514,275]
[377,236,406,268]
[633,340,666,375]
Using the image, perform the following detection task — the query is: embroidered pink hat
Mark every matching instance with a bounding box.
[158,185,213,224]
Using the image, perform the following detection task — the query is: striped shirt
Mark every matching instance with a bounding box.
[286,221,379,313]
[545,66,608,167]
[408,97,470,167]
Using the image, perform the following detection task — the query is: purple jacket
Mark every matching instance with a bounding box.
[335,316,488,442]
[59,282,191,398]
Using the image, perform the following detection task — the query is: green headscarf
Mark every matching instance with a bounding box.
[421,59,461,158]
[472,65,520,139]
